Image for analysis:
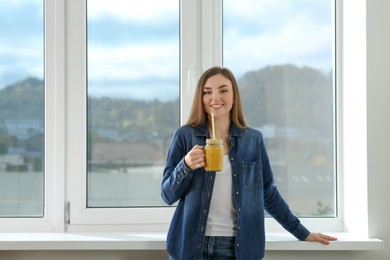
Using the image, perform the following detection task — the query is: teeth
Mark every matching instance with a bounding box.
[211,104,223,108]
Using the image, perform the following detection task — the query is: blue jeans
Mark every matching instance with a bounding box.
[169,236,236,260]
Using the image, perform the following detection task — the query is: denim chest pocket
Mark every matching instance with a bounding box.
[241,160,263,190]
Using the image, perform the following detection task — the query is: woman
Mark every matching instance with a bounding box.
[161,66,336,260]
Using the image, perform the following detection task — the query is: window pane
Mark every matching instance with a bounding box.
[87,0,180,207]
[0,1,44,217]
[223,0,336,217]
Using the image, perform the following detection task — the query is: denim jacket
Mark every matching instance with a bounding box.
[161,123,310,260]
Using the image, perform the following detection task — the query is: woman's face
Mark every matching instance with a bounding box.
[202,74,234,120]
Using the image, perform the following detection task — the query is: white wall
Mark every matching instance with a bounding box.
[365,0,390,260]
[0,0,388,260]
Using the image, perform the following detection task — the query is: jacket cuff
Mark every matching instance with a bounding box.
[293,224,311,241]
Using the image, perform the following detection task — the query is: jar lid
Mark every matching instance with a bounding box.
[206,138,223,145]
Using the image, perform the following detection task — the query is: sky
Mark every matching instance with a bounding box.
[0,0,44,90]
[0,0,333,101]
[223,0,333,78]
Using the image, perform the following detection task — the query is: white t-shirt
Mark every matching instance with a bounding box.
[205,155,237,236]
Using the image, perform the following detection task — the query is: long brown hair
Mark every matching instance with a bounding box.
[186,66,247,129]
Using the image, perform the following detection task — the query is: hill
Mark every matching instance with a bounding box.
[239,64,333,136]
[0,77,44,120]
[0,64,333,140]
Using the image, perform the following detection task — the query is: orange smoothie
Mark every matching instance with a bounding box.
[204,139,223,171]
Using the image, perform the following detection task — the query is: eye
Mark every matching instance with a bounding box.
[220,88,229,93]
[203,90,212,95]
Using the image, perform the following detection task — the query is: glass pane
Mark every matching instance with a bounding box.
[0,1,44,217]
[87,0,180,207]
[223,0,336,217]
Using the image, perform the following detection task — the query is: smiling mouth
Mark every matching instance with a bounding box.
[211,104,223,108]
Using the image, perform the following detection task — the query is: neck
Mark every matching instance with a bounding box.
[209,117,231,155]
[209,116,230,140]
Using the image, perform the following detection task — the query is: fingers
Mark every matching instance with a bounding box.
[319,235,331,245]
[184,145,205,170]
[319,233,337,245]
[306,233,337,245]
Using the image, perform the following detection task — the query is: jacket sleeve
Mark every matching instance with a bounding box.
[161,127,195,205]
[261,137,310,241]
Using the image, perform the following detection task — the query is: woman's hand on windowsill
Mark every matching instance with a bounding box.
[305,233,338,245]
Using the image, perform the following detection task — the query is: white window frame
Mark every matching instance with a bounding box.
[67,0,366,235]
[66,0,177,231]
[0,0,65,232]
[0,0,368,236]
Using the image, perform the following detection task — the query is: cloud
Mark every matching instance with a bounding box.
[223,0,331,28]
[87,0,177,24]
[0,1,44,88]
[87,42,179,101]
[88,79,179,102]
[86,0,180,100]
[224,23,333,75]
[223,0,333,77]
[0,0,333,101]
[88,42,179,80]
[88,18,178,46]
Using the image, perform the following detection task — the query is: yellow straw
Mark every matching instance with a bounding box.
[211,113,216,140]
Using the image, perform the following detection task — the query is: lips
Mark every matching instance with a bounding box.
[211,104,223,108]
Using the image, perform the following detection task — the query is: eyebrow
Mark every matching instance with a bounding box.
[203,85,229,89]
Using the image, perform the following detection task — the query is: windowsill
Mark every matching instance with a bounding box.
[0,232,383,251]
[265,233,383,251]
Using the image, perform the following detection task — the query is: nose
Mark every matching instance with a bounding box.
[211,91,220,101]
